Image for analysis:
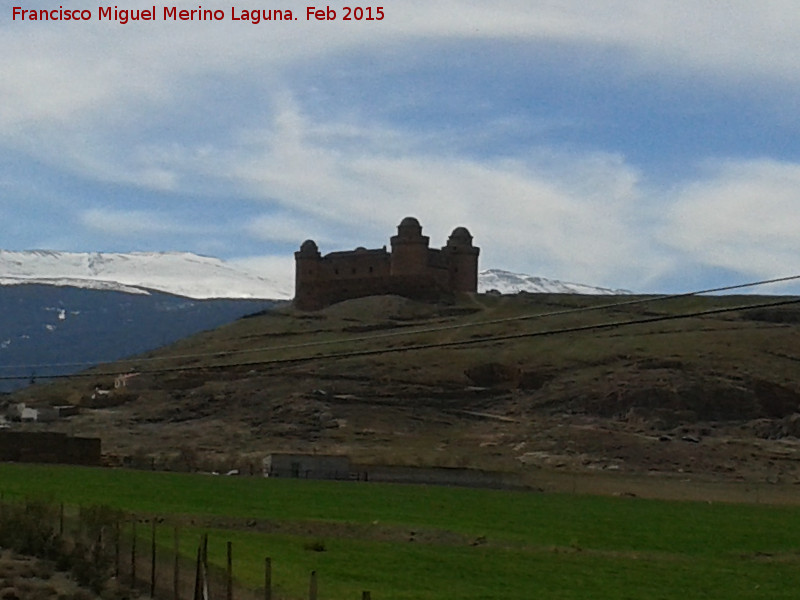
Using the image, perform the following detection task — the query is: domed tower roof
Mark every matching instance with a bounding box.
[447,226,473,247]
[396,216,423,239]
[399,216,421,228]
[297,239,320,256]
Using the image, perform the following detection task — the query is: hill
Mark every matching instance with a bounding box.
[7,291,800,485]
[0,284,281,393]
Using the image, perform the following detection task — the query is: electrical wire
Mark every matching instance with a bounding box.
[2,292,799,382]
[2,273,799,375]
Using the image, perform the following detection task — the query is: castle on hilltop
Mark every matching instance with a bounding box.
[294,217,479,310]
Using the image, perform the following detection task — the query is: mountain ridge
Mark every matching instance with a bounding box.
[0,250,292,300]
[1,250,631,300]
[478,268,631,295]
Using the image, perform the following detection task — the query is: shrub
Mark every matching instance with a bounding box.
[0,500,60,558]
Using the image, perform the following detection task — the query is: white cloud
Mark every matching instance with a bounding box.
[80,208,200,237]
[4,1,800,199]
[201,97,661,289]
[4,1,800,138]
[221,99,800,291]
[244,213,331,246]
[663,159,800,279]
[6,1,800,294]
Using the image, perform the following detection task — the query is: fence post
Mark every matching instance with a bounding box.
[226,541,233,600]
[59,503,64,536]
[115,518,121,579]
[131,520,138,589]
[362,592,371,600]
[193,540,202,600]
[202,534,208,600]
[193,534,208,600]
[151,520,157,598]
[93,528,103,572]
[264,557,272,600]
[174,527,180,600]
[309,571,317,600]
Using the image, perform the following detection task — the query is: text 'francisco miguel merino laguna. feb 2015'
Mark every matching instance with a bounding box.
[11,5,386,24]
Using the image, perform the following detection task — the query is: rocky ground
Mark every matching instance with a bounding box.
[0,550,96,600]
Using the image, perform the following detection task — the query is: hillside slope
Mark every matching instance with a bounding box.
[8,292,800,484]
[0,284,281,393]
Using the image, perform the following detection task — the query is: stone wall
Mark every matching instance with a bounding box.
[352,464,523,489]
[263,453,352,480]
[0,431,101,466]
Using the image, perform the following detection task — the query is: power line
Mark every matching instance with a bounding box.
[3,273,799,374]
[3,294,799,382]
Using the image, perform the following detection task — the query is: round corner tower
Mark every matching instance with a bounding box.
[294,239,322,309]
[390,216,430,276]
[445,226,479,292]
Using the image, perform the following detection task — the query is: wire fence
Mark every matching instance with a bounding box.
[0,496,372,600]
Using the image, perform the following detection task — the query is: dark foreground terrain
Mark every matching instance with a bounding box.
[0,550,98,600]
[7,292,800,489]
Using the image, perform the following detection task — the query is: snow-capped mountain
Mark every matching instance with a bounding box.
[0,250,631,300]
[0,250,289,393]
[1,251,628,301]
[478,269,631,295]
[0,250,291,300]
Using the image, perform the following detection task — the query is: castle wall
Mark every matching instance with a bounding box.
[321,249,391,280]
[296,274,450,310]
[294,218,479,310]
[390,239,429,277]
[446,247,480,292]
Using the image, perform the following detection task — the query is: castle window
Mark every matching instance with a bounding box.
[335,268,339,275]
[369,266,373,273]
[352,268,357,275]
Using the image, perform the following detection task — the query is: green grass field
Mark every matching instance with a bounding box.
[2,463,800,599]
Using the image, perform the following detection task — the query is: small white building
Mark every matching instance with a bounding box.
[7,402,35,422]
[21,406,39,422]
[6,402,69,423]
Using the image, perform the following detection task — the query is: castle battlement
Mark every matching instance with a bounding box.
[294,217,479,310]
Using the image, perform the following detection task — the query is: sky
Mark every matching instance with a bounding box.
[3,1,800,294]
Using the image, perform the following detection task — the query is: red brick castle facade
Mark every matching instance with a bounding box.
[294,217,479,310]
